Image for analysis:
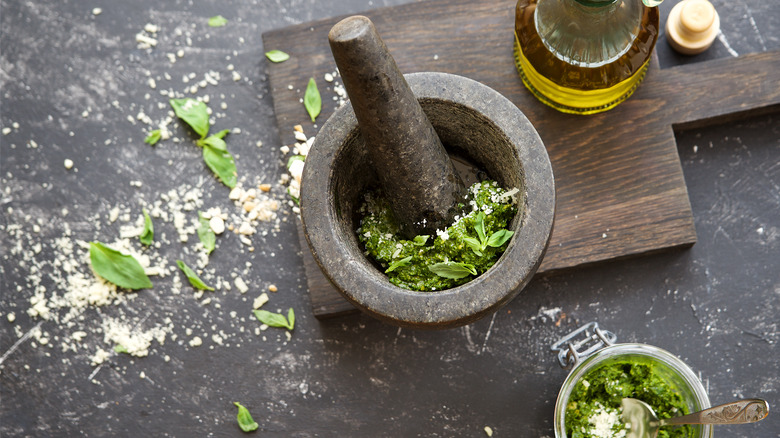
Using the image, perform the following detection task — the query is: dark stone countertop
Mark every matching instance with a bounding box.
[1,0,777,436]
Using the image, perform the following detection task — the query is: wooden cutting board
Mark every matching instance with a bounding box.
[262,0,780,318]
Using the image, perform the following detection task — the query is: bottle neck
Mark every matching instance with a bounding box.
[573,0,619,7]
[535,0,643,67]
[570,0,622,15]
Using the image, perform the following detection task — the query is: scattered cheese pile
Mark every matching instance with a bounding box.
[1,171,290,371]
[0,19,353,376]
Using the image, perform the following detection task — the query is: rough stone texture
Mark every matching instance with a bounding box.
[301,72,555,328]
[328,16,464,237]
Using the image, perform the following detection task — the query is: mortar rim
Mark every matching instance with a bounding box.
[301,72,555,328]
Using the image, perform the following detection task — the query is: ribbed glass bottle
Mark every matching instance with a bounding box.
[514,0,659,114]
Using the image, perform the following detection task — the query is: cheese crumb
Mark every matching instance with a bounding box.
[91,348,110,366]
[234,277,249,294]
[7,312,16,323]
[253,293,269,309]
[268,284,278,292]
[92,7,102,15]
[189,336,203,347]
[484,426,493,437]
[587,403,626,438]
[209,216,225,234]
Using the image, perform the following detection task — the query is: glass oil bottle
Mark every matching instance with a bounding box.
[514,0,661,115]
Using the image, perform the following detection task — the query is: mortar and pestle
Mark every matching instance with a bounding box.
[300,16,555,329]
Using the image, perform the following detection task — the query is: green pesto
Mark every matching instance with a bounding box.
[566,361,693,438]
[357,180,518,291]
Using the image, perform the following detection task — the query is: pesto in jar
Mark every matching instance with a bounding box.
[357,180,519,291]
[565,361,693,438]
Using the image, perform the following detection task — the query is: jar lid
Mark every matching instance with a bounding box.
[666,0,720,55]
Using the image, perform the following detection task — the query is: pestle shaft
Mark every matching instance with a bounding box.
[328,15,465,237]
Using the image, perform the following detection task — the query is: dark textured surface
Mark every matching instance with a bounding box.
[300,72,554,328]
[1,0,778,437]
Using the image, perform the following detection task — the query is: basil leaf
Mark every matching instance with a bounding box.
[169,98,210,139]
[139,208,154,246]
[286,155,305,169]
[213,129,230,140]
[233,402,259,432]
[303,77,321,123]
[89,242,153,290]
[487,229,514,248]
[202,143,237,188]
[412,235,429,246]
[254,309,291,329]
[385,256,412,273]
[286,308,295,331]
[176,260,214,291]
[197,134,227,152]
[208,15,228,28]
[462,236,483,256]
[114,345,129,354]
[144,129,161,145]
[265,50,290,63]
[474,211,487,245]
[428,261,477,279]
[197,212,216,254]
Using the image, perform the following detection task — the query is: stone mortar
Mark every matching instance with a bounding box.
[301,72,555,329]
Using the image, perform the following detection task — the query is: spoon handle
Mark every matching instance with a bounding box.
[663,399,769,426]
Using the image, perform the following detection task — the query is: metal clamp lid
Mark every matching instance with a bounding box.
[551,322,616,370]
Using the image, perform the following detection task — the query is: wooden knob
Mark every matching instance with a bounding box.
[666,0,719,55]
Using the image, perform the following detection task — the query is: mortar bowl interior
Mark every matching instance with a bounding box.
[300,72,555,329]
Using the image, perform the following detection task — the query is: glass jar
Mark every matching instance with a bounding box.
[514,0,661,114]
[551,323,713,437]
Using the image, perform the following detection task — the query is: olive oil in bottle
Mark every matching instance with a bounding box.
[514,0,660,114]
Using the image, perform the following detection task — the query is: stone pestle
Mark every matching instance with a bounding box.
[328,15,465,238]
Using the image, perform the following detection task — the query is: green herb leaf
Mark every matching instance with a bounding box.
[89,242,153,290]
[176,260,214,291]
[286,155,305,169]
[474,211,487,245]
[144,129,161,145]
[287,308,295,331]
[412,235,429,246]
[197,133,228,152]
[254,309,294,330]
[208,15,228,28]
[114,345,129,354]
[265,50,290,63]
[202,143,237,188]
[197,212,216,254]
[428,261,477,279]
[303,77,321,123]
[169,98,210,139]
[385,256,413,273]
[233,402,259,432]
[486,229,514,248]
[462,236,483,256]
[139,208,154,246]
[213,129,231,140]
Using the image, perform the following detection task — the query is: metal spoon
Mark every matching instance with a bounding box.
[621,397,769,438]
